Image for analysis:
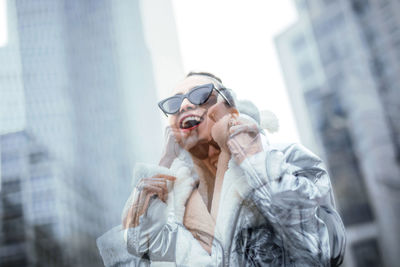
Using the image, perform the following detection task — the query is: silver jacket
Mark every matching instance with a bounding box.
[97,139,346,266]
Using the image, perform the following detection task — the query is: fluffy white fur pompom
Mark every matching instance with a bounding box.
[260,110,279,133]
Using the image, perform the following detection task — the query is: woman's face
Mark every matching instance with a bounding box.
[168,75,221,159]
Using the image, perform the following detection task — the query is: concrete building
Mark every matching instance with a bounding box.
[0,0,25,136]
[1,0,183,265]
[0,131,72,266]
[276,0,400,266]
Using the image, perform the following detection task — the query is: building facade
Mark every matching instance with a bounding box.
[276,0,400,266]
[1,0,183,266]
[0,131,72,266]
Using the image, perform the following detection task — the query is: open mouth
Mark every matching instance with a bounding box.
[179,114,204,130]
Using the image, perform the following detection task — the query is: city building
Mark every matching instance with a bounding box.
[0,131,72,266]
[1,0,183,265]
[276,0,400,266]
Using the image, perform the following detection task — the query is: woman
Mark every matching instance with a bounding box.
[97,72,346,266]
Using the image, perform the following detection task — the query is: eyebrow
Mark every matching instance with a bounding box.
[173,85,199,96]
[173,83,214,96]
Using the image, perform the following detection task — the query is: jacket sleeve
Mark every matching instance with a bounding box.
[96,187,177,266]
[97,163,181,266]
[96,225,151,267]
[121,163,181,263]
[124,198,178,262]
[238,141,346,266]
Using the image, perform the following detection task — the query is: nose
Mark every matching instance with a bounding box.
[179,97,196,113]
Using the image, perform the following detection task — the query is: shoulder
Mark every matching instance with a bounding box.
[268,142,323,167]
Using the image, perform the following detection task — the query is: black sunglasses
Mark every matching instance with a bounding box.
[158,83,232,116]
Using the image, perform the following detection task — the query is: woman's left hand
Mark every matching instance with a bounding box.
[227,116,263,164]
[211,113,235,152]
[211,112,263,163]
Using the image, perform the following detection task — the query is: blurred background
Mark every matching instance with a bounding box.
[0,0,399,266]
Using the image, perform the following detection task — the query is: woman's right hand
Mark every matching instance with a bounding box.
[122,174,176,228]
[159,126,180,168]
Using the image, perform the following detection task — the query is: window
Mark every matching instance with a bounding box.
[321,42,339,65]
[29,151,47,164]
[352,239,383,267]
[314,13,344,39]
[323,0,335,5]
[298,61,314,79]
[296,0,307,11]
[351,0,370,16]
[291,34,306,51]
[304,90,374,226]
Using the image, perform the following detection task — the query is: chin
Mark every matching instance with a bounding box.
[180,137,197,151]
[181,125,211,147]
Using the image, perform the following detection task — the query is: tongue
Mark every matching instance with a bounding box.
[184,120,200,129]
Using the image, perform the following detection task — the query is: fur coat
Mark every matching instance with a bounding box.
[97,138,346,267]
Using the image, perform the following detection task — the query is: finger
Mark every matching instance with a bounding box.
[152,174,176,181]
[138,175,172,185]
[153,183,168,202]
[139,178,168,192]
[143,177,168,183]
[135,193,154,226]
[136,179,147,191]
[229,124,247,135]
[141,179,169,199]
[142,178,168,190]
[142,184,165,202]
[142,184,164,194]
[147,180,167,188]
[238,123,258,132]
[229,124,259,136]
[123,186,143,228]
[235,117,259,128]
[141,193,154,217]
[136,189,147,214]
[122,205,135,228]
[129,189,146,227]
[159,128,179,168]
[145,181,168,197]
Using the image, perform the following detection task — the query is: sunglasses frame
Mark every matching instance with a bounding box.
[158,83,232,117]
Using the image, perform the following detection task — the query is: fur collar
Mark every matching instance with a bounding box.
[167,156,252,248]
[213,158,252,248]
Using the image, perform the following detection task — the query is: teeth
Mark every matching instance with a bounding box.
[181,116,202,127]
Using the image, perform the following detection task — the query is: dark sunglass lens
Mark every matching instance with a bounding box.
[162,97,182,114]
[189,86,212,105]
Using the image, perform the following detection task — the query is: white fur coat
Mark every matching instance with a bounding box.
[98,142,346,267]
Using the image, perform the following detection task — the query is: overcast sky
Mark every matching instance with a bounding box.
[171,0,299,143]
[0,0,300,143]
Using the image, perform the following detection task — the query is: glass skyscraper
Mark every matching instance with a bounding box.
[0,0,183,266]
[276,1,400,266]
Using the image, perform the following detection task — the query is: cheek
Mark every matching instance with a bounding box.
[169,116,178,127]
[169,117,182,134]
[169,117,182,141]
